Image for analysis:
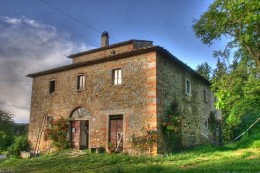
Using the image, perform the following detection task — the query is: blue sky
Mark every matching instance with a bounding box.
[0,0,226,123]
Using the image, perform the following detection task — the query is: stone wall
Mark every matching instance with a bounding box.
[72,44,134,64]
[156,53,216,153]
[72,41,153,64]
[28,51,158,153]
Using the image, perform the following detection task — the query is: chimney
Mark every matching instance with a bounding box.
[101,31,109,47]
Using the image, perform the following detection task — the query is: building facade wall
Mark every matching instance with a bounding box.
[72,44,134,64]
[28,52,158,153]
[72,41,153,64]
[156,53,215,153]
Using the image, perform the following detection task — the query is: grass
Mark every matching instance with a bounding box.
[0,135,259,173]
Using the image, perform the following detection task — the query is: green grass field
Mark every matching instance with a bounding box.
[0,134,259,173]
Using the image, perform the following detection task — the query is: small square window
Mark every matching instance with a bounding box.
[186,80,191,95]
[49,80,55,94]
[77,74,85,90]
[112,68,122,85]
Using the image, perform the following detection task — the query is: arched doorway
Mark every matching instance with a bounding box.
[70,107,91,150]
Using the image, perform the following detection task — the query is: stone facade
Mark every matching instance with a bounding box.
[27,34,217,154]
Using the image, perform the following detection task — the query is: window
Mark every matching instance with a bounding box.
[49,80,55,94]
[186,80,191,95]
[205,120,208,129]
[112,68,122,85]
[77,74,85,90]
[203,90,207,102]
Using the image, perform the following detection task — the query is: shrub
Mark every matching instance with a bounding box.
[130,129,157,155]
[43,117,69,150]
[161,101,183,151]
[7,135,30,156]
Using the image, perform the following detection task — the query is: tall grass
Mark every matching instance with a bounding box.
[0,134,259,173]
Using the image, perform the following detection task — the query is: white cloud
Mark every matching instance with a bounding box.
[0,16,92,123]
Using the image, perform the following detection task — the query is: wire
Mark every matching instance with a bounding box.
[1,104,30,109]
[0,80,31,83]
[39,0,118,42]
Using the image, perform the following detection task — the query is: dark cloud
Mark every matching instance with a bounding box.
[0,16,90,123]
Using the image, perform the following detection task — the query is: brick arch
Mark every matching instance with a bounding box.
[70,107,91,120]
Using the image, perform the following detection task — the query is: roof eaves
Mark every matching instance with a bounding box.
[27,46,157,78]
[68,39,152,59]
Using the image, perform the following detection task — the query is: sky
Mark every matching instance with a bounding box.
[0,0,226,123]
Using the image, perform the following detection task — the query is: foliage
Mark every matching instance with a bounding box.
[161,101,183,151]
[0,142,259,173]
[7,135,30,157]
[14,123,28,136]
[211,57,260,140]
[193,0,260,68]
[195,62,213,81]
[107,142,115,150]
[0,107,15,151]
[130,129,157,155]
[226,129,260,149]
[43,117,69,150]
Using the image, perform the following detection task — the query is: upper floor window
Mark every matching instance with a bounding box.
[49,80,55,94]
[112,68,122,85]
[77,74,85,90]
[186,79,191,95]
[203,90,207,102]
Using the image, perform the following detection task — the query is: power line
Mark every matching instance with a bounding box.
[0,80,31,83]
[1,104,30,109]
[39,0,118,42]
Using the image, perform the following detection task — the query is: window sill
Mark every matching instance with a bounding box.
[185,93,191,96]
[75,88,86,92]
[109,83,124,87]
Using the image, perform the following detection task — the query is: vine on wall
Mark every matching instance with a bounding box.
[161,100,183,151]
[43,117,69,150]
[129,128,157,155]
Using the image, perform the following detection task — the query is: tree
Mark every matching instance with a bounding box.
[0,107,15,151]
[195,62,213,81]
[193,0,260,68]
[211,58,260,140]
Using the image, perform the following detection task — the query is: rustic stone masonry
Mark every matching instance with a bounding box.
[27,33,217,154]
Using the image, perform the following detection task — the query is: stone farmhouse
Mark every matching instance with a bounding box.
[27,32,219,155]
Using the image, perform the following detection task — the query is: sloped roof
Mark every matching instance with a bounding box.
[68,39,153,58]
[27,46,210,85]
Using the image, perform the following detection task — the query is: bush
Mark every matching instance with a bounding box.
[43,117,69,150]
[161,101,183,152]
[7,135,30,157]
[0,133,14,152]
[235,133,260,149]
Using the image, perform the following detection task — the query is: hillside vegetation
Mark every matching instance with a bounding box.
[0,134,259,173]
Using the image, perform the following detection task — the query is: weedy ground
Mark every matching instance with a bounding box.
[0,134,259,173]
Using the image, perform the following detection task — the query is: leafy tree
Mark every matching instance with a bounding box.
[211,58,260,140]
[195,62,213,81]
[194,0,260,141]
[193,0,260,68]
[0,107,15,151]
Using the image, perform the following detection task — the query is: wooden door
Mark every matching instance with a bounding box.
[80,120,89,149]
[71,120,80,149]
[109,115,123,152]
